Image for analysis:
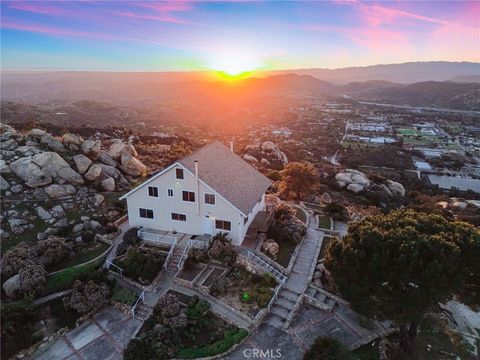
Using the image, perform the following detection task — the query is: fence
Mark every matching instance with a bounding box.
[131,290,145,319]
[176,239,193,271]
[246,250,286,284]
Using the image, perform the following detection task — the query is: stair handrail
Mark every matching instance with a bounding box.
[164,237,178,269]
[177,238,193,271]
[106,260,124,277]
[131,290,145,319]
[267,277,286,313]
[246,250,286,283]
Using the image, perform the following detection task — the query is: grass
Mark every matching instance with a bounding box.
[47,242,110,272]
[317,214,332,229]
[43,254,106,295]
[111,285,138,306]
[37,297,81,329]
[295,207,307,223]
[3,217,49,251]
[398,128,418,136]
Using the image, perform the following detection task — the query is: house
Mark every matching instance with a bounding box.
[120,141,272,246]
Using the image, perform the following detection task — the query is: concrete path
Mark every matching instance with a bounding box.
[32,307,142,360]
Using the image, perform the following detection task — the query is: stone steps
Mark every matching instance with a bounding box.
[275,297,296,310]
[134,302,153,321]
[270,305,290,319]
[279,288,301,302]
[266,313,286,328]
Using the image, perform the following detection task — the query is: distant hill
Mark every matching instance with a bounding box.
[343,80,480,111]
[270,61,480,84]
[449,74,480,83]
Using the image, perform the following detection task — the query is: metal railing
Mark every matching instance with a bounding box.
[137,227,177,246]
[164,240,178,269]
[106,260,124,277]
[131,290,145,319]
[267,278,286,312]
[246,250,287,283]
[177,239,193,271]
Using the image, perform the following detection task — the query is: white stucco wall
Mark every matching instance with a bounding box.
[124,163,262,245]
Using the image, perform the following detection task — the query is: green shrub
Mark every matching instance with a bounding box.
[111,285,138,305]
[118,228,141,255]
[120,247,164,283]
[186,296,210,320]
[176,328,248,358]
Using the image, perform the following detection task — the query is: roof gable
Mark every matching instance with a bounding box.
[179,141,272,215]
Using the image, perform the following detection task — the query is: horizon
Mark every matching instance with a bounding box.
[1,1,479,73]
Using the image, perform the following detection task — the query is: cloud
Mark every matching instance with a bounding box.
[111,1,194,24]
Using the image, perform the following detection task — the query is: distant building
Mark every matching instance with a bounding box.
[427,175,480,193]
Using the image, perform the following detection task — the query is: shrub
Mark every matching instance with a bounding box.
[1,242,33,277]
[304,337,353,360]
[63,280,110,314]
[1,298,38,359]
[121,247,164,283]
[111,286,137,306]
[324,202,349,221]
[186,295,210,320]
[118,227,140,255]
[18,262,47,297]
[124,337,155,360]
[34,236,72,266]
[209,277,229,296]
[267,170,281,181]
[207,234,237,265]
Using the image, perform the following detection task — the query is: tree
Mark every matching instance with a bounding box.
[304,337,353,360]
[324,209,480,353]
[278,161,317,200]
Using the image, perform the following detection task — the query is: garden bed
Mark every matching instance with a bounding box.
[178,265,204,282]
[317,214,332,230]
[125,294,247,360]
[211,266,277,318]
[202,267,228,287]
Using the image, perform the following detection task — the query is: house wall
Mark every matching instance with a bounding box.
[125,163,260,245]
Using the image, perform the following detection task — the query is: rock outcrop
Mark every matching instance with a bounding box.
[335,169,405,198]
[244,141,288,167]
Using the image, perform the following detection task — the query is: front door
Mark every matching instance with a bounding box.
[203,216,214,235]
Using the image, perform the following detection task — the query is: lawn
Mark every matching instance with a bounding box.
[47,242,110,272]
[317,214,332,230]
[294,207,307,223]
[398,128,418,136]
[3,217,49,251]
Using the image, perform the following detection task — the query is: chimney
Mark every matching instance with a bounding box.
[194,160,200,215]
[230,140,234,153]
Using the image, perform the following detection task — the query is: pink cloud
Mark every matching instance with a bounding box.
[8,2,73,16]
[111,1,194,24]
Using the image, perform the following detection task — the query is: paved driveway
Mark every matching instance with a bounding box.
[32,307,142,360]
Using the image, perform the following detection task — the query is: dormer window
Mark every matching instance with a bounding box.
[176,168,184,179]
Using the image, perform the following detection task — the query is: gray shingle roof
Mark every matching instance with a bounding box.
[179,141,272,215]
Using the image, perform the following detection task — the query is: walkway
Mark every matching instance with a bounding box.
[267,210,324,328]
[33,307,142,360]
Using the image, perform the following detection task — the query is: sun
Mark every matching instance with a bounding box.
[208,51,261,80]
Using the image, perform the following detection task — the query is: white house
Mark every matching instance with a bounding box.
[120,141,272,246]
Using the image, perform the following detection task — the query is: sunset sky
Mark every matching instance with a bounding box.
[1,1,479,72]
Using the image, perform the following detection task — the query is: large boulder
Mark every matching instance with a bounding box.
[28,128,46,137]
[57,166,84,185]
[73,154,92,174]
[41,134,66,152]
[3,274,21,298]
[100,177,115,191]
[9,157,52,188]
[62,133,84,146]
[0,175,10,191]
[385,180,405,197]
[32,152,69,169]
[260,141,288,165]
[44,184,76,198]
[98,151,118,167]
[0,159,11,174]
[262,239,280,258]
[243,154,258,163]
[84,164,103,181]
[81,140,101,158]
[119,152,147,177]
[107,140,138,160]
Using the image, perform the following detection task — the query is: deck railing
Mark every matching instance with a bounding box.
[105,260,124,277]
[137,227,177,246]
[246,250,287,283]
[176,239,193,271]
[131,290,145,319]
[164,238,178,269]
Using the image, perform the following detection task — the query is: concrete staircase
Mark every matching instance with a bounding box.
[267,288,301,329]
[133,302,154,321]
[304,285,336,311]
[166,246,184,274]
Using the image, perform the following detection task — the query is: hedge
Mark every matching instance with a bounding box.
[177,328,248,359]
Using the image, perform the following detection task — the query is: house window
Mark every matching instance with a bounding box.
[182,191,195,202]
[148,186,158,197]
[176,168,184,179]
[171,213,186,222]
[244,215,249,225]
[167,188,174,197]
[139,208,154,219]
[215,220,231,231]
[205,193,215,205]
